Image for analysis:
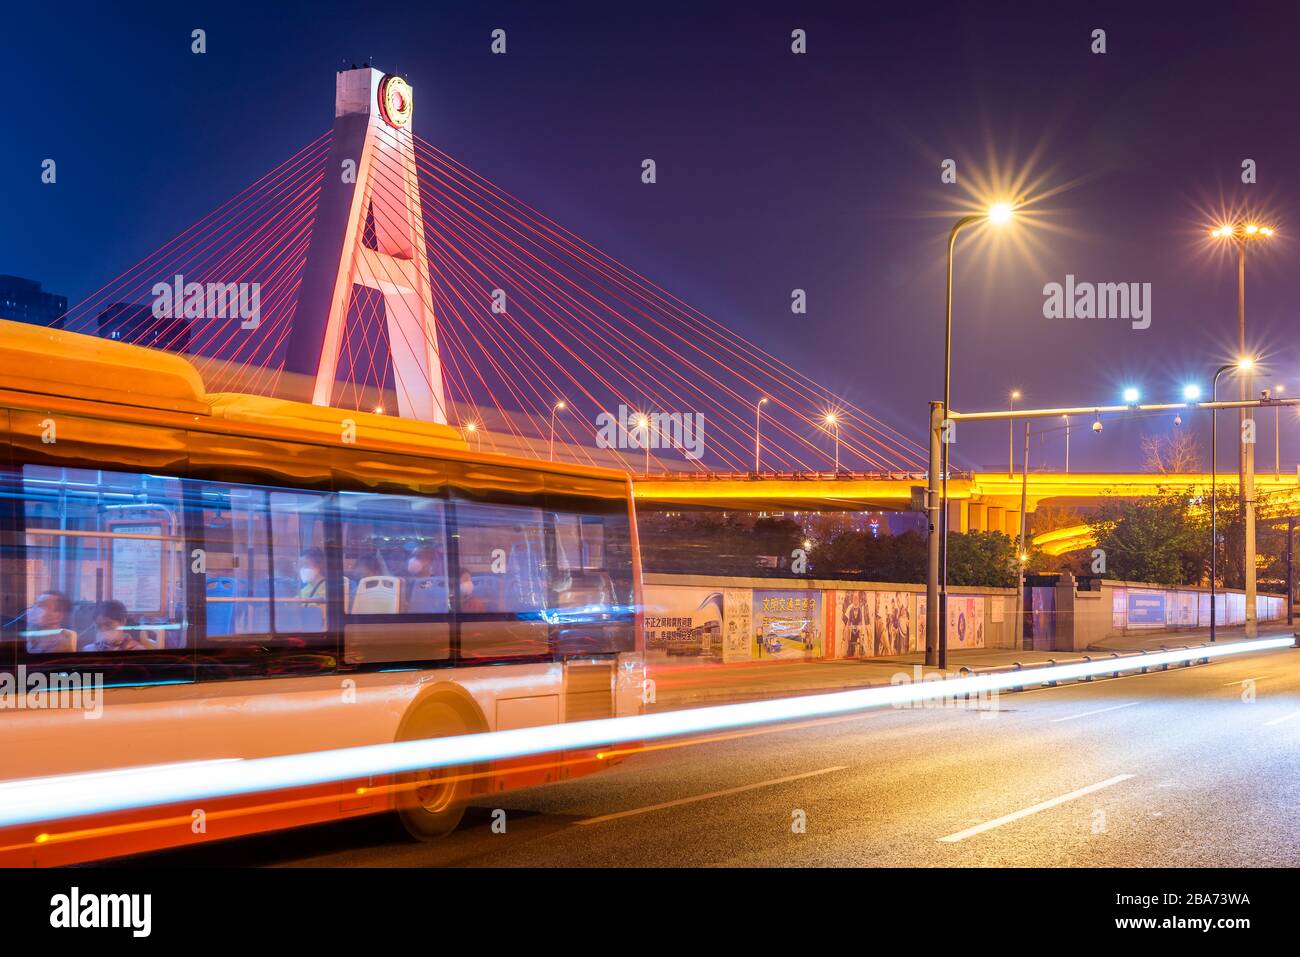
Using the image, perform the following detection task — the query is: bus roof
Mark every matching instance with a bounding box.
[0,318,630,484]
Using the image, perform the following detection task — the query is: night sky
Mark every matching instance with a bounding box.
[4,0,1299,471]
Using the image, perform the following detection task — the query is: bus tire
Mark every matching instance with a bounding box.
[394,697,478,841]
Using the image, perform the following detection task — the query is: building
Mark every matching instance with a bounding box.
[0,275,68,328]
[96,302,189,352]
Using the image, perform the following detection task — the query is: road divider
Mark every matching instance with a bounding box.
[0,636,1291,831]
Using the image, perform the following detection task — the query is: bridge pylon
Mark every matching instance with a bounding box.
[284,66,447,422]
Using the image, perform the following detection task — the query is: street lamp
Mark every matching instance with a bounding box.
[1062,414,1070,472]
[754,397,769,473]
[1122,387,1140,404]
[1008,390,1021,477]
[824,412,841,472]
[636,414,652,474]
[1211,221,1276,637]
[1274,383,1286,475]
[548,400,567,462]
[931,200,1016,668]
[1210,358,1255,643]
[463,420,481,452]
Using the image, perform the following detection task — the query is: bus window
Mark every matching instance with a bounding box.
[19,466,188,659]
[269,490,330,634]
[551,508,636,656]
[453,499,550,660]
[337,491,451,665]
[196,483,331,644]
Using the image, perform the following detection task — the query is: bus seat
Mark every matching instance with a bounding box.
[205,577,237,636]
[351,575,402,614]
[405,577,448,614]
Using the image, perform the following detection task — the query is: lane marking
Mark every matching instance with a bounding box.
[1049,702,1140,723]
[1263,710,1300,727]
[938,774,1136,843]
[575,765,848,826]
[1223,676,1269,686]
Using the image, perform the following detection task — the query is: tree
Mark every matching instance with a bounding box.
[1141,429,1202,474]
[945,530,1021,587]
[1088,489,1206,586]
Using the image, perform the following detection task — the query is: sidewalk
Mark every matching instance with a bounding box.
[648,624,1296,712]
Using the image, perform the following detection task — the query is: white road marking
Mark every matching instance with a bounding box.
[1222,676,1268,686]
[1049,702,1139,723]
[575,765,848,826]
[938,774,1136,843]
[1263,710,1300,727]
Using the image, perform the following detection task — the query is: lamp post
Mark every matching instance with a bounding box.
[1274,384,1285,475]
[1008,390,1021,477]
[929,201,1014,668]
[1212,222,1275,638]
[1210,359,1253,642]
[549,400,567,462]
[1062,414,1070,473]
[824,412,840,473]
[635,414,652,474]
[463,421,481,452]
[754,397,768,473]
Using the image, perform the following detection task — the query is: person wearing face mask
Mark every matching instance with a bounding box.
[295,548,329,631]
[458,569,486,613]
[83,600,150,652]
[404,546,448,613]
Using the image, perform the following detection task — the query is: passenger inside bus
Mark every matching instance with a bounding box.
[82,600,151,652]
[297,547,328,631]
[22,590,78,655]
[458,569,486,613]
[403,546,449,613]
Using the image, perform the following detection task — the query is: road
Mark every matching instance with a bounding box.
[122,645,1300,867]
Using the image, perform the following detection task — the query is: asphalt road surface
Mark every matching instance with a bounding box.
[123,645,1300,867]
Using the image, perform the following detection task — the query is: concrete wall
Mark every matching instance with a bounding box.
[1046,574,1286,652]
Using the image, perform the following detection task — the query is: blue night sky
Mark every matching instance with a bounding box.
[3,0,1298,471]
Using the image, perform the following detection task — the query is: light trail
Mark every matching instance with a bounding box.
[0,636,1291,831]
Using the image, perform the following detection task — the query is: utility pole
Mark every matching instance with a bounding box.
[925,401,943,667]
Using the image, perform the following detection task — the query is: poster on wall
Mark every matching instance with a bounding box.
[642,585,726,659]
[753,589,822,659]
[722,588,753,663]
[946,595,985,649]
[835,590,915,657]
[1126,589,1167,627]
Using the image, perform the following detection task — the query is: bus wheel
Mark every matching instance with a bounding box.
[394,699,476,841]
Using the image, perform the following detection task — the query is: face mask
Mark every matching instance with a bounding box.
[300,567,320,584]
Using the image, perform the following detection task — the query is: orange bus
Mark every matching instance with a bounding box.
[0,319,644,866]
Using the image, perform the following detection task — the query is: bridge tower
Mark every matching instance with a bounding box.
[284,67,447,422]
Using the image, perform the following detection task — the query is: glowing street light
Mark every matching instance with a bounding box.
[1211,222,1274,637]
[1182,384,1202,401]
[1122,387,1140,404]
[549,400,567,462]
[635,414,652,474]
[824,412,841,472]
[463,420,482,452]
[930,200,1017,668]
